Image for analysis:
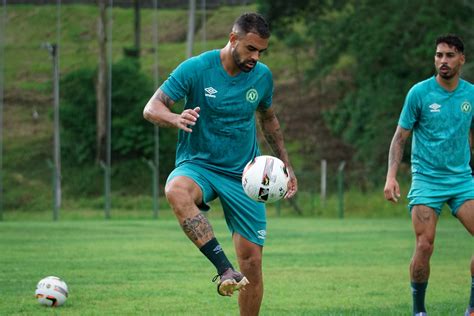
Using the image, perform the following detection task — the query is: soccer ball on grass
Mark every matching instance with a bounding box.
[242,155,289,203]
[35,276,69,307]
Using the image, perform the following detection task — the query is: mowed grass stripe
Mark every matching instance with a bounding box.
[0,218,471,315]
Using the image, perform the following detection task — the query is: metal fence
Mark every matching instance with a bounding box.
[0,1,376,220]
[7,0,254,9]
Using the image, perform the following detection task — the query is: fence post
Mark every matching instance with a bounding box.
[0,0,5,221]
[46,160,58,221]
[321,159,327,208]
[337,161,346,219]
[146,159,158,219]
[100,161,111,219]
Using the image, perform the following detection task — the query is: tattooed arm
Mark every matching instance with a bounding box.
[257,107,298,198]
[143,88,200,133]
[384,125,411,203]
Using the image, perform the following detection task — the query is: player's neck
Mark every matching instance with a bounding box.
[435,74,460,92]
[220,43,241,77]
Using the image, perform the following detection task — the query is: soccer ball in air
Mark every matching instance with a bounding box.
[35,276,69,307]
[242,155,289,203]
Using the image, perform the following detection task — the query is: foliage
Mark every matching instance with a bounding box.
[60,67,97,163]
[60,58,152,162]
[59,58,178,195]
[258,0,474,181]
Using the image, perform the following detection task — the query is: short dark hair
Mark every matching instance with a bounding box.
[233,13,271,39]
[436,34,464,53]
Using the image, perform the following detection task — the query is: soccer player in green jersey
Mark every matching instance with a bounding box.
[143,13,297,315]
[384,34,474,316]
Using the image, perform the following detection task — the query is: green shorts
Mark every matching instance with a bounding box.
[407,178,474,216]
[167,162,267,246]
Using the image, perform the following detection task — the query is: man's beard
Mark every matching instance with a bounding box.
[232,49,255,73]
[438,70,454,79]
[437,65,456,80]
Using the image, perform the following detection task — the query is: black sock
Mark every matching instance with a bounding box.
[199,238,233,275]
[469,276,474,308]
[411,282,428,314]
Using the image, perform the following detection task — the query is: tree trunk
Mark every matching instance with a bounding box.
[96,0,107,162]
[186,0,196,58]
[133,0,140,56]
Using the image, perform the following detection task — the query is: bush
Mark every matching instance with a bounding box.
[61,58,155,162]
[60,58,178,196]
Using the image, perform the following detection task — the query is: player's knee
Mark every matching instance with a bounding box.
[239,254,262,276]
[165,182,191,207]
[416,238,434,255]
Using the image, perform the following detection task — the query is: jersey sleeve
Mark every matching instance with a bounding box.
[398,84,421,130]
[159,58,196,102]
[258,69,274,110]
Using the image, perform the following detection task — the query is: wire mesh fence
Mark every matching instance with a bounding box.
[1,1,398,220]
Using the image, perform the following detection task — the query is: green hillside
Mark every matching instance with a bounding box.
[2,3,410,218]
[2,3,313,215]
[4,4,297,91]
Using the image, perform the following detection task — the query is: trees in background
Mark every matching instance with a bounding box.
[258,0,474,181]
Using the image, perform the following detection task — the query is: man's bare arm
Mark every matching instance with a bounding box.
[257,107,287,160]
[143,88,200,133]
[384,125,411,202]
[387,125,411,179]
[257,106,298,198]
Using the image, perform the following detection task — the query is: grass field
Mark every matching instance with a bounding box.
[0,217,472,315]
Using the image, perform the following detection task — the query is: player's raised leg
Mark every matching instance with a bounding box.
[233,233,263,316]
[165,176,236,291]
[165,176,211,247]
[410,205,438,316]
[455,200,474,315]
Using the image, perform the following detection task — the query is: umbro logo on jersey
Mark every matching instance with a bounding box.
[204,87,218,98]
[429,103,441,112]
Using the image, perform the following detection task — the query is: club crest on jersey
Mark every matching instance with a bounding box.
[429,103,441,112]
[204,87,218,98]
[461,101,471,113]
[246,88,258,103]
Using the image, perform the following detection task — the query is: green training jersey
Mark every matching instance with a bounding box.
[160,50,273,177]
[398,76,474,188]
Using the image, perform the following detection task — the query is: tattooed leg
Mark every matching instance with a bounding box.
[165,175,237,287]
[182,213,214,245]
[165,176,215,248]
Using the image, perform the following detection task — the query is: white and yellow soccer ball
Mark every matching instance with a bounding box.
[242,155,289,203]
[35,276,69,307]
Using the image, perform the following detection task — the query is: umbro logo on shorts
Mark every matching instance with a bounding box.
[204,87,218,98]
[257,230,266,240]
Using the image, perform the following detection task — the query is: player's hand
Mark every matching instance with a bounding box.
[176,107,200,132]
[285,166,298,199]
[383,177,400,203]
